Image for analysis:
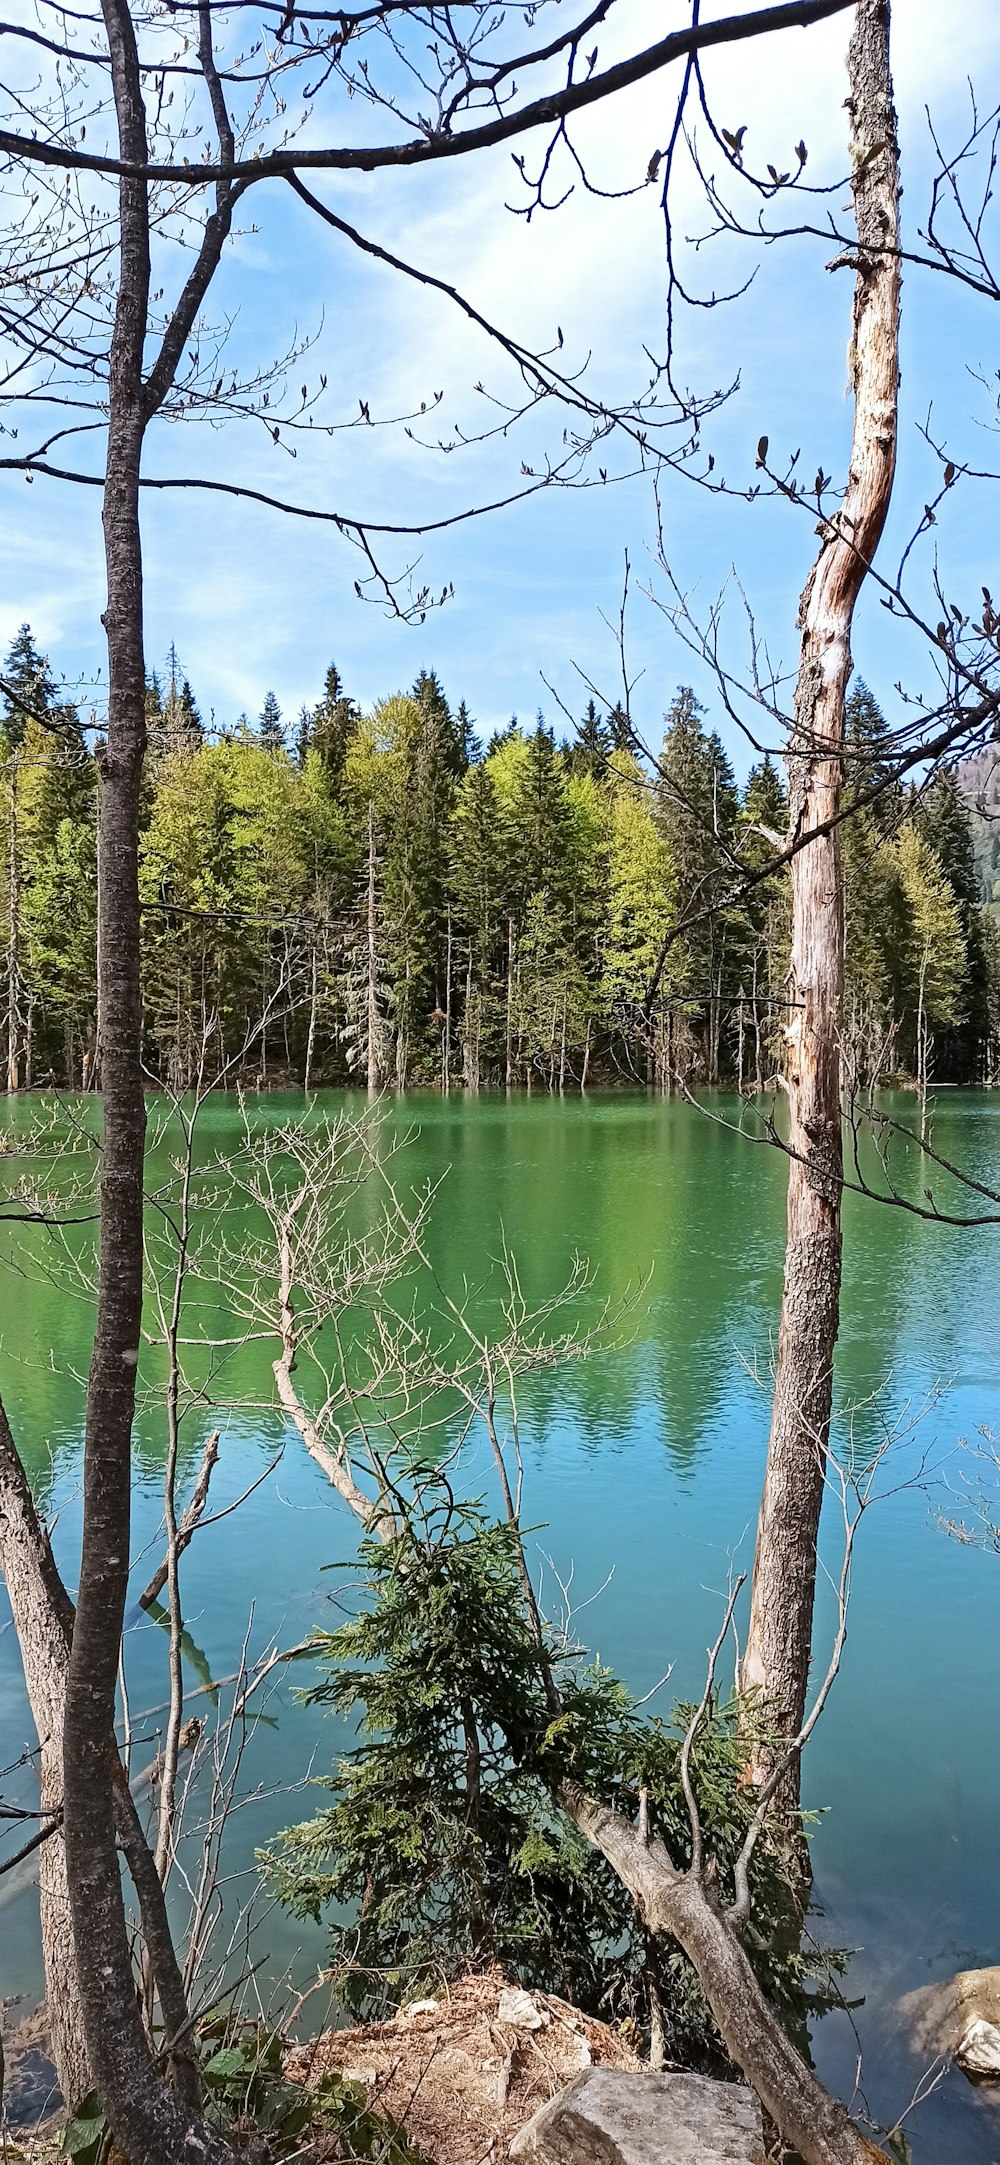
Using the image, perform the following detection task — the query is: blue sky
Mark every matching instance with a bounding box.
[2,0,1000,771]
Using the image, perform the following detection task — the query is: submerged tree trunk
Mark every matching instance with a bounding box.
[740,0,899,1795]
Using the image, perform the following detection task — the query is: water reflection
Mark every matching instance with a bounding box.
[0,1089,998,2161]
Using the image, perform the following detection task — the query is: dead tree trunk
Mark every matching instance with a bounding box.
[740,0,899,1792]
[564,1787,890,2165]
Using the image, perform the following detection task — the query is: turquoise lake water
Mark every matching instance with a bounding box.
[1,1089,999,2157]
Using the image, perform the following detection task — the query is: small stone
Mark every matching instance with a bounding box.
[956,2019,1000,2078]
[510,2067,764,2165]
[397,1998,440,2021]
[499,1987,549,2031]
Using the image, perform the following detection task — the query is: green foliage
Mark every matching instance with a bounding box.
[61,2093,109,2165]
[266,1495,839,2066]
[4,629,998,1091]
[59,2030,432,2164]
[200,2021,427,2159]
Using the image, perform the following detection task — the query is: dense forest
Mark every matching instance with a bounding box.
[3,623,998,1094]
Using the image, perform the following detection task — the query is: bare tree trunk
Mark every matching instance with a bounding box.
[443,908,452,1094]
[304,939,318,1093]
[6,750,20,1094]
[752,947,763,1092]
[0,1405,91,2105]
[916,947,929,1142]
[505,916,515,1090]
[58,5,236,2155]
[0,1404,200,2113]
[740,0,899,1796]
[463,949,479,1093]
[366,802,381,1100]
[564,1787,890,2165]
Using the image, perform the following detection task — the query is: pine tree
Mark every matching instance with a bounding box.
[845,680,900,832]
[732,759,790,1088]
[656,688,740,1081]
[567,699,612,779]
[889,821,968,1096]
[259,690,285,754]
[449,763,509,1084]
[602,753,675,1084]
[300,664,359,788]
[607,703,633,755]
[154,644,204,754]
[413,668,468,779]
[914,768,988,1073]
[505,720,574,915]
[454,700,480,768]
[2,625,57,749]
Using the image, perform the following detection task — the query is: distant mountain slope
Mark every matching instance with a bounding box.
[956,745,1000,911]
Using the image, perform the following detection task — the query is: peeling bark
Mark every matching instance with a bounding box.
[740,0,900,1792]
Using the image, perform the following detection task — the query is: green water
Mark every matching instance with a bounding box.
[2,1090,999,2158]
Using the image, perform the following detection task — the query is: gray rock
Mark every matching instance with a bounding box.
[510,2068,764,2165]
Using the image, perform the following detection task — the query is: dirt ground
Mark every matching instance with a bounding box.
[284,1969,642,2165]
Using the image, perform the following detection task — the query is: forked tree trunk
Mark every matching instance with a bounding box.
[740,0,899,1792]
[565,1787,891,2165]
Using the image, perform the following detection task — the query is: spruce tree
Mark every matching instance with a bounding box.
[915,769,989,1075]
[656,688,740,1080]
[567,699,612,779]
[259,690,285,754]
[450,763,511,1082]
[302,664,359,788]
[454,700,480,768]
[507,719,574,916]
[413,668,468,779]
[2,625,56,748]
[845,680,900,832]
[156,643,204,754]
